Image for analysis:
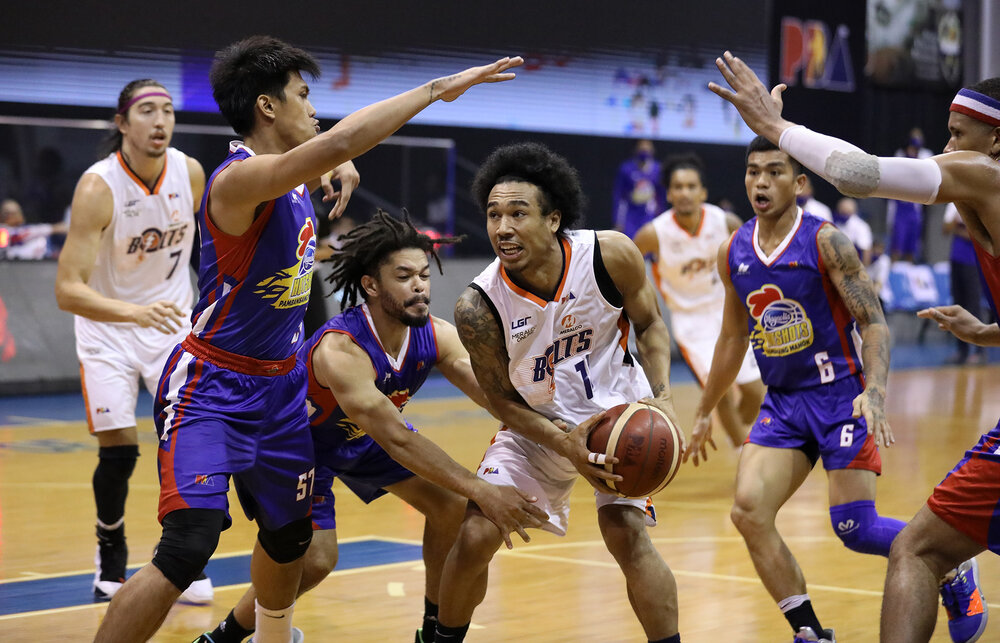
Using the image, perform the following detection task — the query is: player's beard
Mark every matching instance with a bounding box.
[383,293,430,327]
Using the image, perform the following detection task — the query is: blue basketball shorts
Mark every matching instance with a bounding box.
[748,375,881,473]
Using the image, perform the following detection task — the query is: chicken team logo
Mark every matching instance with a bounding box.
[746,284,814,356]
[254,218,316,309]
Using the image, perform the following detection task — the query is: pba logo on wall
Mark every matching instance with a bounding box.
[780,17,855,92]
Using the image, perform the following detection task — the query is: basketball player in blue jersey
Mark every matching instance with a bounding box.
[436,142,683,643]
[709,51,999,643]
[685,135,897,643]
[201,212,546,643]
[95,35,525,643]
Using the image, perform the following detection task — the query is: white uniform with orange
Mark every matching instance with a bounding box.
[650,203,759,385]
[471,229,651,535]
[74,148,195,432]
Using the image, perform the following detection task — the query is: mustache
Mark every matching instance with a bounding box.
[405,296,430,306]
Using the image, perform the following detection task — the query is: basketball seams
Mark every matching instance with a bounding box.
[603,403,640,494]
[644,404,682,497]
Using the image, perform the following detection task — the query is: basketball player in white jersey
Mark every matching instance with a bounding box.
[435,142,683,643]
[54,80,213,604]
[634,154,764,448]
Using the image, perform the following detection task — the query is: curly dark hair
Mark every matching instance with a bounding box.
[471,142,586,234]
[324,210,463,310]
[210,35,321,137]
[662,152,707,188]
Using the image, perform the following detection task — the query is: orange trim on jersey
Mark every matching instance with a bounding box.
[649,261,673,309]
[115,150,167,196]
[676,342,706,387]
[499,236,572,307]
[79,363,96,435]
[616,312,631,355]
[672,207,705,239]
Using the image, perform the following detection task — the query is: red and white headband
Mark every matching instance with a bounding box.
[950,88,1000,127]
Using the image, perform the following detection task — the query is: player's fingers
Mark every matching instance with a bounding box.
[321,189,341,203]
[708,436,718,452]
[524,504,548,522]
[715,57,737,86]
[852,395,863,419]
[770,83,787,100]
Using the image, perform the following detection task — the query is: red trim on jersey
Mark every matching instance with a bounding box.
[430,316,441,364]
[360,308,410,374]
[672,207,706,239]
[844,433,882,474]
[972,239,1000,308]
[155,347,184,403]
[79,363,96,435]
[116,150,167,196]
[305,329,358,427]
[182,333,296,376]
[157,358,204,522]
[500,236,573,306]
[816,223,860,376]
[724,232,735,280]
[753,212,803,267]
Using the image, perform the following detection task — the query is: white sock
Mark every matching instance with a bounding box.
[255,599,295,643]
[778,593,810,612]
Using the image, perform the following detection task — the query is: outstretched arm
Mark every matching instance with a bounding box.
[917,305,1000,346]
[688,237,750,465]
[709,51,1000,215]
[314,332,546,548]
[817,224,893,447]
[211,57,523,234]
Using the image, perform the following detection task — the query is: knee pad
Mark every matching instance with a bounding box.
[830,500,905,557]
[258,518,313,564]
[152,508,225,591]
[95,445,139,482]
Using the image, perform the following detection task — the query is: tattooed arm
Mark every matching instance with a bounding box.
[817,224,894,447]
[454,287,622,491]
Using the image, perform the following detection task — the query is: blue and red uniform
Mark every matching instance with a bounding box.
[303,303,439,530]
[927,238,1000,554]
[153,142,317,531]
[728,209,879,472]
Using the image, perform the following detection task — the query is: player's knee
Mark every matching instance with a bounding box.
[95,445,139,482]
[830,500,899,556]
[454,515,502,562]
[730,497,765,535]
[258,517,312,565]
[152,508,225,591]
[304,533,338,578]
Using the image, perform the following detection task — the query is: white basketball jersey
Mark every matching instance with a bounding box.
[650,203,730,313]
[82,148,194,311]
[471,230,651,426]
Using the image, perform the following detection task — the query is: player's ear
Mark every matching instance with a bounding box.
[989,126,1000,161]
[256,94,275,123]
[360,274,378,299]
[793,171,807,196]
[547,209,562,233]
[114,112,127,134]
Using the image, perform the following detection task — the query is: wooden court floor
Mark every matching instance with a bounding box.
[1,365,999,642]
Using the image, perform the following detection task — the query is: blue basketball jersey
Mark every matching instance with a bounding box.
[302,304,439,454]
[190,142,316,361]
[727,210,863,390]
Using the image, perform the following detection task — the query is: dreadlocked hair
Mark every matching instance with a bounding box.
[323,209,464,311]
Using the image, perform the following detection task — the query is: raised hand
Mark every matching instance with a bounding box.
[430,57,524,103]
[917,305,992,345]
[707,51,793,141]
[320,160,360,220]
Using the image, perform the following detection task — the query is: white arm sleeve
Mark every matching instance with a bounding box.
[778,125,941,204]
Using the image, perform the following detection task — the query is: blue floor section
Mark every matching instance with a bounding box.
[0,538,422,616]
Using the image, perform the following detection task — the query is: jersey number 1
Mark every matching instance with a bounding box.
[574,360,594,399]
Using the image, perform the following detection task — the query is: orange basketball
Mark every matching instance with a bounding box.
[586,402,682,499]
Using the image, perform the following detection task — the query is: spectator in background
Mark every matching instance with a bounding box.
[888,128,934,262]
[866,238,892,310]
[0,197,67,260]
[834,198,873,265]
[22,147,75,225]
[943,203,987,365]
[796,175,832,221]
[613,138,665,238]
